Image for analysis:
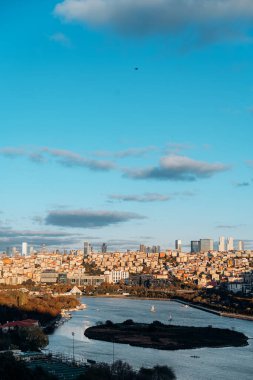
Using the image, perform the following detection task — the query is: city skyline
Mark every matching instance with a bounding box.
[0,1,253,251]
[1,235,248,254]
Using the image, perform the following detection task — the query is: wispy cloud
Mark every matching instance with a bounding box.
[235,182,250,187]
[114,146,157,158]
[165,142,193,155]
[54,0,253,45]
[109,193,171,203]
[108,191,195,203]
[41,147,115,171]
[49,32,72,47]
[94,146,157,159]
[0,147,26,158]
[124,155,229,181]
[0,146,115,172]
[45,209,146,228]
[216,224,244,229]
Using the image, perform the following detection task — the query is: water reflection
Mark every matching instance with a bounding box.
[48,297,253,380]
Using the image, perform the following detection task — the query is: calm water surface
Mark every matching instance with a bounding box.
[47,297,253,380]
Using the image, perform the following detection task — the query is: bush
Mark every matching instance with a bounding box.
[105,320,114,327]
[111,360,136,380]
[77,362,112,380]
[122,319,134,325]
[137,365,176,380]
[151,320,164,327]
[77,361,176,380]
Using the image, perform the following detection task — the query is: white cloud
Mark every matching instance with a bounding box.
[0,146,115,172]
[109,193,171,202]
[54,0,253,43]
[50,32,72,46]
[124,155,230,181]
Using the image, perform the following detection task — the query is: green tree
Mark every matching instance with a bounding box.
[77,362,112,380]
[137,365,176,380]
[18,327,48,351]
[111,360,136,380]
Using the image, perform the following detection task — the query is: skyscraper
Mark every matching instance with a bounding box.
[101,243,107,253]
[237,240,244,251]
[226,237,234,251]
[152,245,160,253]
[175,240,182,252]
[191,241,200,253]
[218,236,225,252]
[200,239,213,252]
[139,244,146,253]
[83,241,91,257]
[22,242,28,256]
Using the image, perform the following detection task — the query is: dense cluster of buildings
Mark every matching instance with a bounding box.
[0,251,130,287]
[0,236,252,294]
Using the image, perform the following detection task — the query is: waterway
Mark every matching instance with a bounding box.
[47,297,253,380]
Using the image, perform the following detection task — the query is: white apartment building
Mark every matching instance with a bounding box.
[218,236,225,252]
[227,237,234,251]
[105,270,129,284]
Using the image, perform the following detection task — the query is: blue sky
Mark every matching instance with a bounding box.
[0,0,253,251]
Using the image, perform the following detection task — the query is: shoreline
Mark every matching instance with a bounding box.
[83,294,253,322]
[173,299,253,321]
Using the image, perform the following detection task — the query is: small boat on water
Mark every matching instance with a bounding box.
[77,303,87,310]
[150,305,156,312]
[168,314,172,322]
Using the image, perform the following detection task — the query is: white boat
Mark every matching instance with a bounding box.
[150,305,156,312]
[78,304,87,310]
[168,314,172,321]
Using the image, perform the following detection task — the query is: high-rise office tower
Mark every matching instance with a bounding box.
[152,245,160,253]
[101,243,107,253]
[200,239,213,252]
[191,241,200,253]
[83,241,91,257]
[175,240,182,252]
[226,237,234,251]
[218,236,225,252]
[22,242,28,256]
[139,244,146,253]
[237,240,244,251]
